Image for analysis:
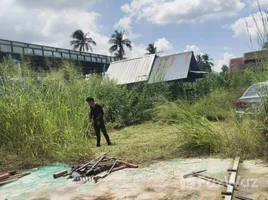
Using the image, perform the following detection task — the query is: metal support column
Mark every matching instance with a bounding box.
[103,63,106,76]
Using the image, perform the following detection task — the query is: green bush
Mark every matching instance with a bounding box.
[220,118,266,158]
[193,88,239,121]
[178,116,223,155]
[153,101,194,124]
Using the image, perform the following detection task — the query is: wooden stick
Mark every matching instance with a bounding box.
[0,177,18,186]
[85,154,107,176]
[76,151,109,172]
[117,160,138,168]
[0,173,11,181]
[53,170,68,179]
[110,165,127,172]
[224,156,240,200]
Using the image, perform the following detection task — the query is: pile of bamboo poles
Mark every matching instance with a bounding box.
[53,152,138,183]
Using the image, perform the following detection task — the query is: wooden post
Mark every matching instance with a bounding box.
[223,156,240,200]
[53,170,68,179]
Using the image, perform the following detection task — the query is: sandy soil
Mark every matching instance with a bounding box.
[72,159,268,200]
[236,160,268,200]
[1,158,267,200]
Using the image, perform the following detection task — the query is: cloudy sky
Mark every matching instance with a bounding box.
[0,0,267,71]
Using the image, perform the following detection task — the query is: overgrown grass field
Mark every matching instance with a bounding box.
[1,59,268,171]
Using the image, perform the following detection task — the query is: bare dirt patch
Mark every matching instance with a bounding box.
[235,160,268,199]
[1,158,267,200]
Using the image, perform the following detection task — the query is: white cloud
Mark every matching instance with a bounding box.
[184,45,203,56]
[0,0,112,55]
[231,12,266,39]
[224,46,232,50]
[0,0,174,60]
[154,38,174,54]
[125,37,175,58]
[126,43,147,58]
[215,53,234,72]
[121,0,245,25]
[121,3,131,13]
[114,17,132,35]
[221,24,230,29]
[251,0,268,7]
[113,16,142,40]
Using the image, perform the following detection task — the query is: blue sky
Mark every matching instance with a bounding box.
[0,0,267,71]
[91,0,268,71]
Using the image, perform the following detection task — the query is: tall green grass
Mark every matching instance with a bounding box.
[0,60,95,164]
[0,60,170,169]
[1,55,268,170]
[153,101,267,159]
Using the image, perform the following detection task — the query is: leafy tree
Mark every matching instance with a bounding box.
[196,54,214,72]
[146,43,157,55]
[70,30,96,52]
[221,65,229,73]
[109,30,132,60]
[263,41,268,49]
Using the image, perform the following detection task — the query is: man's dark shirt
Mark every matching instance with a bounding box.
[90,104,104,121]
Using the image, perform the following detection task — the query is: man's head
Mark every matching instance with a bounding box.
[86,97,95,107]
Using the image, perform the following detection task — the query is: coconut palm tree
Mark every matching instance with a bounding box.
[146,43,157,55]
[196,54,214,72]
[202,54,214,72]
[109,30,132,60]
[70,29,96,52]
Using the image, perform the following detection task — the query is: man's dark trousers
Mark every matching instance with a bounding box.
[94,120,111,146]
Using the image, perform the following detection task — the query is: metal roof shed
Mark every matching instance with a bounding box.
[148,52,204,83]
[106,54,156,85]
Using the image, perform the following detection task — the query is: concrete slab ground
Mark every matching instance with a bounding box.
[0,159,267,200]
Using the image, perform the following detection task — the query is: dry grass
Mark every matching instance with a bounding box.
[92,122,181,165]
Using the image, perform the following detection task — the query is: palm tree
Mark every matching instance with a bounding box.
[146,43,157,55]
[202,54,214,72]
[197,54,214,72]
[109,30,132,60]
[263,41,268,49]
[70,29,96,52]
[196,55,203,63]
[221,65,229,73]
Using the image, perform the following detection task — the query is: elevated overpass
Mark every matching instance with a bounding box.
[0,39,118,74]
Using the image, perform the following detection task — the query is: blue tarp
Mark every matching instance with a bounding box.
[0,163,94,200]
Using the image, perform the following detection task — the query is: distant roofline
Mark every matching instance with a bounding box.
[0,38,116,58]
[110,54,156,64]
[230,49,268,66]
[110,51,195,64]
[230,57,244,62]
[230,57,244,60]
[156,51,193,58]
[243,49,268,55]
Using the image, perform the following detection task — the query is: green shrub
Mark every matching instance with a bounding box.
[220,118,266,158]
[153,101,194,124]
[194,88,239,121]
[178,116,223,155]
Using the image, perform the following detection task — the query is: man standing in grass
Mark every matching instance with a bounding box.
[86,97,112,147]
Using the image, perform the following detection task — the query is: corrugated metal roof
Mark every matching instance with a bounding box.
[148,52,193,84]
[106,54,155,85]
